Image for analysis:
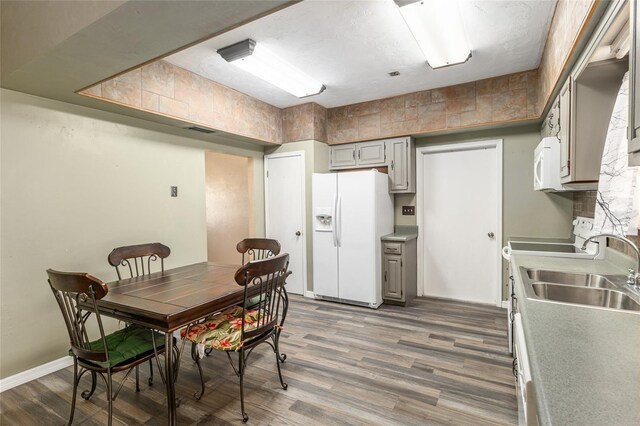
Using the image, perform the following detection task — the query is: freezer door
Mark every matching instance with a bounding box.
[312,173,339,298]
[336,171,378,304]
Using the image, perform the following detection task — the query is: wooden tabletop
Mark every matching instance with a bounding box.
[97,262,249,331]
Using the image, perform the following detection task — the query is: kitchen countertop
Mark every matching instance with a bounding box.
[381,225,418,242]
[511,251,640,426]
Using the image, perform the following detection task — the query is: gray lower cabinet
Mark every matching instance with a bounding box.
[382,239,417,306]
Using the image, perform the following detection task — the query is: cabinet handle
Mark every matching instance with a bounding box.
[384,271,387,282]
[391,160,394,170]
[358,149,361,159]
[352,151,355,160]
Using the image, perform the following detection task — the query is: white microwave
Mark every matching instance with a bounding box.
[534,136,562,191]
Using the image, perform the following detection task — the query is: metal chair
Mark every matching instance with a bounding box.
[107,242,171,386]
[47,269,165,426]
[235,238,288,362]
[107,242,171,279]
[236,238,280,264]
[182,254,290,422]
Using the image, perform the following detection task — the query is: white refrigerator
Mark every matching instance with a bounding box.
[312,170,394,308]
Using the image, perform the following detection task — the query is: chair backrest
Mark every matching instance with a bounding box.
[236,238,281,264]
[46,269,110,364]
[234,253,289,342]
[108,242,170,279]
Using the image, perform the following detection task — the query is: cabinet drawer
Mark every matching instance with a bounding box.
[383,242,402,254]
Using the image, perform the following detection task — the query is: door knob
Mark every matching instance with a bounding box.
[295,231,301,236]
[488,232,495,239]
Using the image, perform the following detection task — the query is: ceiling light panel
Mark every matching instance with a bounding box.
[218,39,325,98]
[396,0,471,69]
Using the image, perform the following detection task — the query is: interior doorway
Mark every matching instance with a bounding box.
[205,152,254,264]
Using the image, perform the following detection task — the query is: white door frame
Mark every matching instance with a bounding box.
[264,151,307,295]
[416,139,503,307]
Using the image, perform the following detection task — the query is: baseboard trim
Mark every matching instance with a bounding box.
[305,291,315,299]
[0,356,73,393]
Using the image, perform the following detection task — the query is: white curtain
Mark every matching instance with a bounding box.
[594,72,640,236]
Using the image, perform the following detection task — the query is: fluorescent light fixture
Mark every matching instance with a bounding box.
[395,0,471,69]
[217,39,326,98]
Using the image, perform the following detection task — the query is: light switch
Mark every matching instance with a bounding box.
[171,186,178,197]
[402,206,415,215]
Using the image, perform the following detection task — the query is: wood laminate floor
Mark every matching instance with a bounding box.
[0,296,517,425]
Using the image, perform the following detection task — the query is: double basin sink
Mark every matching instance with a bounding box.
[522,268,640,312]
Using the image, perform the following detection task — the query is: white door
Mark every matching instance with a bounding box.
[417,141,502,305]
[265,152,306,295]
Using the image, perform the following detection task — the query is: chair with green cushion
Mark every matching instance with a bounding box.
[47,269,165,426]
[107,242,171,387]
[181,254,290,422]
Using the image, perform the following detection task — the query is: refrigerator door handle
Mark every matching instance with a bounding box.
[336,194,342,247]
[332,192,338,247]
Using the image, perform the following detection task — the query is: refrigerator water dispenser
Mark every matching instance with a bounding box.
[314,207,333,232]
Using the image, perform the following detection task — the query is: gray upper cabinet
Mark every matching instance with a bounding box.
[388,137,416,193]
[557,0,629,189]
[329,137,416,193]
[558,78,572,179]
[329,144,357,168]
[329,140,385,169]
[356,140,387,166]
[630,0,640,164]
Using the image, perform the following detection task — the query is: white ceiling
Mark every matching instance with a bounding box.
[166,0,557,109]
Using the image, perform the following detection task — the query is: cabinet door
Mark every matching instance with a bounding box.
[330,144,357,169]
[356,140,386,166]
[389,139,408,192]
[630,0,640,163]
[558,79,572,178]
[383,255,403,300]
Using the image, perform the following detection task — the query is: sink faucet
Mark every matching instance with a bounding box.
[581,233,640,289]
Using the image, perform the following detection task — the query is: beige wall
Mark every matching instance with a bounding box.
[394,126,574,299]
[205,152,255,265]
[265,140,329,291]
[0,88,265,379]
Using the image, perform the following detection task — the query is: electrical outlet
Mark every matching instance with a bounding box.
[402,206,415,215]
[171,186,178,197]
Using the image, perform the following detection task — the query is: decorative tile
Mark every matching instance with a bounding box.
[158,95,188,119]
[442,82,476,99]
[492,89,527,121]
[477,79,493,96]
[415,90,432,106]
[101,68,141,107]
[446,97,476,114]
[283,103,314,142]
[381,96,406,124]
[141,90,159,111]
[313,103,328,143]
[492,76,511,93]
[82,84,101,97]
[357,113,381,139]
[141,61,174,98]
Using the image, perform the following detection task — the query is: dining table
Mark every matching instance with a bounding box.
[94,261,288,425]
